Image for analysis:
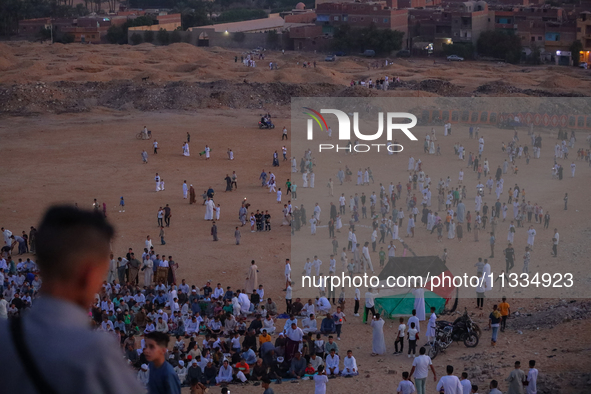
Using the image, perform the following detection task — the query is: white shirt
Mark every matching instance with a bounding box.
[286,326,304,342]
[302,317,317,331]
[314,374,328,394]
[436,375,463,394]
[302,303,315,316]
[286,286,292,300]
[412,355,432,379]
[397,380,415,394]
[527,368,538,394]
[397,323,406,338]
[213,287,224,299]
[553,232,559,245]
[364,291,374,308]
[388,244,396,257]
[461,379,472,394]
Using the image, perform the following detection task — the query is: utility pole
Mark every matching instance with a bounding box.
[50,21,53,44]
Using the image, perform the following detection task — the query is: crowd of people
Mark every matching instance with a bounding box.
[2,120,587,394]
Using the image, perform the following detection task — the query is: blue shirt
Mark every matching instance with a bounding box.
[148,361,181,394]
[242,348,257,364]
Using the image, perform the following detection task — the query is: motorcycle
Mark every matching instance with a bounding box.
[259,120,275,129]
[428,308,479,359]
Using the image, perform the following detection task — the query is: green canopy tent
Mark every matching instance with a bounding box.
[374,290,447,319]
[373,255,457,320]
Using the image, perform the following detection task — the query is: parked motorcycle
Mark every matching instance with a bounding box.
[428,308,479,359]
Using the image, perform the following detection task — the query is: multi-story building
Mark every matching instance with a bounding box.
[577,11,591,62]
[18,12,180,42]
[408,1,493,51]
[315,1,409,41]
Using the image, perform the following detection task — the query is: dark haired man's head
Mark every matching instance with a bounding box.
[35,205,114,307]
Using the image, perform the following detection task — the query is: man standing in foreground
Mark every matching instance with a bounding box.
[436,365,463,394]
[506,361,527,394]
[0,205,144,394]
[409,347,437,394]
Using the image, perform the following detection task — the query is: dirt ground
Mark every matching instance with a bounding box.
[2,41,591,97]
[1,42,591,394]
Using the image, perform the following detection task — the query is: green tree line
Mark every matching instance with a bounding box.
[332,24,405,56]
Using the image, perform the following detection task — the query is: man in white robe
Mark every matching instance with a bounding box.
[426,308,437,343]
[301,300,315,316]
[325,350,340,375]
[143,258,153,286]
[341,351,358,376]
[238,291,251,315]
[527,226,536,250]
[155,174,161,192]
[314,204,321,222]
[361,242,374,273]
[312,257,322,277]
[204,198,215,220]
[483,260,492,292]
[216,360,233,383]
[316,297,331,314]
[310,217,317,235]
[137,364,149,388]
[302,314,318,334]
[412,288,426,321]
[182,181,188,199]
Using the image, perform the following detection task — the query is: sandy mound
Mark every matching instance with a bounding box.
[0,43,18,71]
[540,75,584,89]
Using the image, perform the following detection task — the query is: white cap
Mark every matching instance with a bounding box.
[179,360,185,367]
[141,364,148,370]
[158,309,163,313]
[277,357,284,363]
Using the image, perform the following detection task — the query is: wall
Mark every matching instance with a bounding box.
[127,28,292,49]
[129,22,181,31]
[188,28,291,50]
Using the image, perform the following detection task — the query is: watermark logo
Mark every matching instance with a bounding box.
[302,107,328,133]
[303,107,418,152]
